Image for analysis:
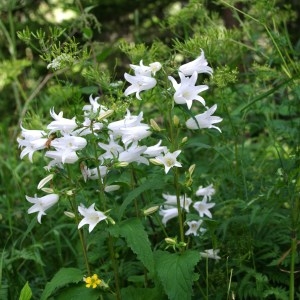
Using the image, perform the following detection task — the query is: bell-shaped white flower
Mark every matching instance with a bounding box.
[78,203,107,233]
[144,140,167,157]
[98,135,124,160]
[193,199,215,218]
[118,142,148,165]
[185,220,206,236]
[80,165,108,182]
[17,125,47,162]
[159,207,179,226]
[26,193,59,223]
[129,60,162,77]
[49,135,87,164]
[45,150,79,169]
[200,249,221,260]
[168,71,208,109]
[124,73,157,100]
[186,104,222,132]
[196,184,215,201]
[47,108,77,134]
[162,193,192,212]
[155,150,182,174]
[179,49,213,76]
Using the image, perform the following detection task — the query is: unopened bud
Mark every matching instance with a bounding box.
[98,109,114,121]
[66,190,74,196]
[149,158,163,166]
[41,187,54,193]
[150,119,162,131]
[143,206,159,216]
[104,185,120,192]
[181,136,188,144]
[64,211,75,218]
[165,237,177,245]
[115,162,129,167]
[173,115,180,127]
[37,174,54,189]
[188,164,196,176]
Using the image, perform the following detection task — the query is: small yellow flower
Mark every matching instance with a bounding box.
[84,274,101,289]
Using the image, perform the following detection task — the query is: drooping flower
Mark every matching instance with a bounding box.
[144,140,167,157]
[98,135,124,161]
[45,150,79,170]
[159,207,179,226]
[200,249,221,260]
[196,184,215,201]
[47,108,77,134]
[108,110,144,138]
[193,199,215,218]
[17,125,47,162]
[80,164,108,182]
[118,142,148,165]
[124,73,157,100]
[26,194,59,223]
[155,150,182,174]
[48,135,87,164]
[162,193,192,212]
[186,104,222,132]
[168,71,208,109]
[179,49,213,76]
[84,274,102,289]
[185,220,206,236]
[78,203,107,233]
[129,60,162,77]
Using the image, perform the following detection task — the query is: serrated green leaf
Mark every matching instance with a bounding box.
[121,286,165,300]
[56,285,100,300]
[154,250,200,300]
[41,268,83,300]
[111,218,154,274]
[19,282,32,300]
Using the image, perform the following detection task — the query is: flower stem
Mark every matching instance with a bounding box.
[289,232,296,300]
[174,168,185,246]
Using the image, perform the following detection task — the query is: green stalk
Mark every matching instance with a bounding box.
[174,167,185,246]
[66,165,91,275]
[289,233,296,300]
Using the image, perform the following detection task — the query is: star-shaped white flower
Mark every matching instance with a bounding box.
[78,203,107,233]
[179,49,213,76]
[200,249,221,260]
[168,71,208,109]
[47,108,77,134]
[124,73,157,100]
[193,199,215,218]
[186,104,222,132]
[155,150,182,174]
[26,194,59,223]
[185,220,206,236]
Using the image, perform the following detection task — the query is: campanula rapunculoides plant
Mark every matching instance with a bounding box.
[17,49,222,300]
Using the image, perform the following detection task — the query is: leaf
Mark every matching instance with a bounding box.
[19,282,32,300]
[109,218,154,274]
[40,268,83,300]
[117,176,166,221]
[154,250,200,300]
[56,285,100,300]
[121,286,165,300]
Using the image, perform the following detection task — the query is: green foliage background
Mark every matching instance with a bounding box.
[1,0,300,299]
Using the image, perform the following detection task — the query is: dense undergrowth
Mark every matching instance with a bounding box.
[0,0,300,299]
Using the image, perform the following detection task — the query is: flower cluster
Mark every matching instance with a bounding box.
[159,184,216,236]
[18,49,222,241]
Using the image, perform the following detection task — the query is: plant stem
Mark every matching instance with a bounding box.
[108,235,121,300]
[289,232,296,300]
